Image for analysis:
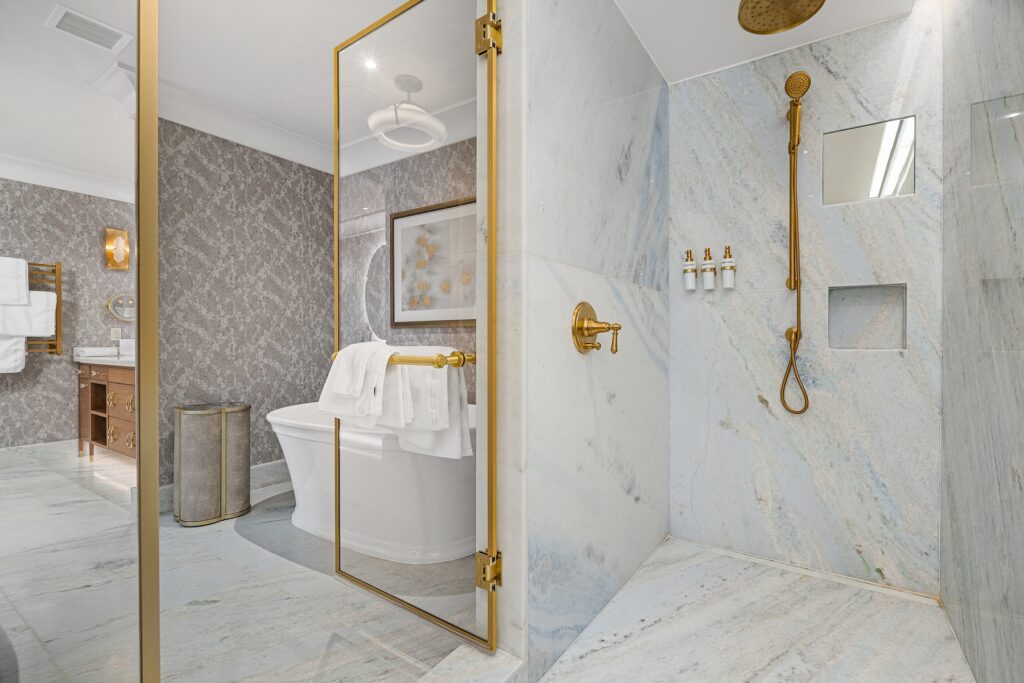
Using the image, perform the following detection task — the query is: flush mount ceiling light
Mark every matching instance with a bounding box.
[366,74,447,152]
[738,0,826,35]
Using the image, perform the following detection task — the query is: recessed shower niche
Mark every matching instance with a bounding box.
[828,284,907,350]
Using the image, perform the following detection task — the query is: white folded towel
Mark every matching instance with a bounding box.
[318,341,393,423]
[0,257,29,306]
[0,291,56,337]
[0,335,26,373]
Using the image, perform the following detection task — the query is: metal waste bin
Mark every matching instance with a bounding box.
[173,403,251,526]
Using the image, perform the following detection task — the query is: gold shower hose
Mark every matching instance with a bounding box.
[781,71,810,415]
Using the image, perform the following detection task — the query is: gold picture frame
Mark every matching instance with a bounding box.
[104,227,131,270]
[390,196,478,328]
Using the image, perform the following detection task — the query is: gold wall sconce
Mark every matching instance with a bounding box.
[104,227,130,270]
[572,301,621,354]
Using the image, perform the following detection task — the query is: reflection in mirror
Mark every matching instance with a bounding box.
[0,0,138,679]
[333,0,487,642]
[823,116,916,205]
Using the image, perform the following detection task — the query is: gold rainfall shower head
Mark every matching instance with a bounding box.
[785,70,811,99]
[738,0,826,35]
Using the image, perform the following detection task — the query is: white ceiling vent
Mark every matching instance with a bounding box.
[44,4,133,53]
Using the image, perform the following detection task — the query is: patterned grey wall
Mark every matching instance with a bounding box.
[338,138,477,402]
[158,121,333,485]
[0,178,135,449]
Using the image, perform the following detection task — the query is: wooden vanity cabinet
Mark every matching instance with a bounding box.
[77,363,137,458]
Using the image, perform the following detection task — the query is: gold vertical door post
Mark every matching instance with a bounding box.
[136,0,161,679]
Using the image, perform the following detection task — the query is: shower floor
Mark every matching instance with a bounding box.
[543,539,975,682]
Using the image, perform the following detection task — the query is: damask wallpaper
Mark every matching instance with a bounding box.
[158,121,334,484]
[0,178,136,449]
[338,138,478,401]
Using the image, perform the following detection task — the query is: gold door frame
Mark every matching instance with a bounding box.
[136,0,161,680]
[332,0,502,652]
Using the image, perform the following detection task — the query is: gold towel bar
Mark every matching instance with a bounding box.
[330,349,476,369]
[26,261,63,356]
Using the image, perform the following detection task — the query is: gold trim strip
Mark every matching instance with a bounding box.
[136,0,160,679]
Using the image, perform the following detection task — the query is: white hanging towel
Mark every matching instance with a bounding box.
[0,257,28,306]
[0,291,56,336]
[0,335,26,373]
[390,346,473,459]
[317,341,393,426]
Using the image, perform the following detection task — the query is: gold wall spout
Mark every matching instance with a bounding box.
[781,71,811,415]
[572,301,621,354]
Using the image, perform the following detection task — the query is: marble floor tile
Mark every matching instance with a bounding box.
[543,539,974,682]
[1,440,472,681]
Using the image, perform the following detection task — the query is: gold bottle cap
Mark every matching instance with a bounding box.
[724,245,733,259]
[704,247,712,261]
[684,249,694,262]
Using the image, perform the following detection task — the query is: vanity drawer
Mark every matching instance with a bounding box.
[106,382,136,421]
[86,365,107,381]
[106,417,136,457]
[108,366,134,384]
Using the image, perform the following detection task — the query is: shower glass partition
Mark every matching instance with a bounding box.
[333,0,501,651]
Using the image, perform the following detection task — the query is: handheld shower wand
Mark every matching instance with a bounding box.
[781,71,810,415]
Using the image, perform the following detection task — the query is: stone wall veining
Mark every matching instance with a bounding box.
[339,139,477,402]
[669,0,943,594]
[0,178,135,449]
[940,0,1024,679]
[158,120,333,485]
[524,0,670,679]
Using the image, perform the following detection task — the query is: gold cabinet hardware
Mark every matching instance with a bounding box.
[125,394,135,413]
[125,431,136,449]
[106,392,118,409]
[571,301,621,354]
[475,12,502,55]
[475,551,502,592]
[107,425,119,443]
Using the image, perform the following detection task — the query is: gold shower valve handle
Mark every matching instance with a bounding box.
[571,301,621,355]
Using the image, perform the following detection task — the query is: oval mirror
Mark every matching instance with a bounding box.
[107,293,136,322]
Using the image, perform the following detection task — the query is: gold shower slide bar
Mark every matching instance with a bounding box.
[26,261,63,356]
[330,349,476,369]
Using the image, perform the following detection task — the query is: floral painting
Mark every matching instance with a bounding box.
[390,198,476,326]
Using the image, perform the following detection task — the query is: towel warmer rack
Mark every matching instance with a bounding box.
[26,261,63,355]
[330,349,476,368]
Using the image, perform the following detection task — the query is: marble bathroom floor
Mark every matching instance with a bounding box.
[543,539,975,682]
[0,439,487,682]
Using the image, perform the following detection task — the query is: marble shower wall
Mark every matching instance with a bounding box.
[669,0,943,594]
[338,139,477,402]
[0,178,135,448]
[159,121,333,485]
[524,0,669,679]
[940,0,1024,679]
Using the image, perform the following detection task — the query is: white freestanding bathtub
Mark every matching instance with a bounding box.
[266,402,475,564]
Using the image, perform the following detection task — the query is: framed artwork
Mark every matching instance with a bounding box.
[104,227,130,270]
[389,197,476,328]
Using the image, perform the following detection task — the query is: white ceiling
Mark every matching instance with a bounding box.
[614,0,916,84]
[2,0,920,202]
[0,0,137,201]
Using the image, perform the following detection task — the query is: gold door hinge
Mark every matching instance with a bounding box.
[476,13,502,55]
[475,550,502,591]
